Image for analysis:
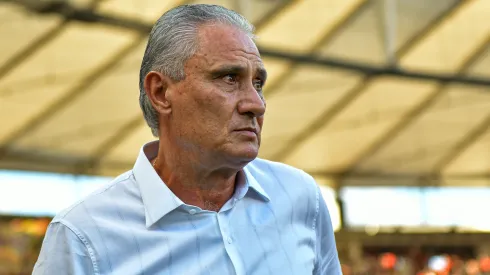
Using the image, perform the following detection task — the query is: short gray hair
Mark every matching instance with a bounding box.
[139,4,255,137]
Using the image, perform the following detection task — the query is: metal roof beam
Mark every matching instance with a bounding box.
[259,48,490,87]
[2,148,490,183]
[5,0,489,86]
[0,148,131,175]
[308,170,490,187]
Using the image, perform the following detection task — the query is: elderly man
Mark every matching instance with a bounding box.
[33,4,341,275]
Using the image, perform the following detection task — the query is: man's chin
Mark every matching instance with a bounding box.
[227,147,259,163]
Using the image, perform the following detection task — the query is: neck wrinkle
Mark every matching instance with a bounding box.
[154,138,238,211]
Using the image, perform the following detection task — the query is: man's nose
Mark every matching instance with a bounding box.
[237,84,266,117]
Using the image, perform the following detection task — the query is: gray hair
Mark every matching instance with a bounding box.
[139,4,255,137]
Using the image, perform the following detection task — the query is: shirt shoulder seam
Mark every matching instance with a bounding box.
[302,171,320,269]
[54,220,100,275]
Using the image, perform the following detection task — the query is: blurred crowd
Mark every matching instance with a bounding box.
[0,217,47,274]
[341,253,490,275]
[2,216,490,274]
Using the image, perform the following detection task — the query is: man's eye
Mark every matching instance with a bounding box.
[223,74,237,84]
[253,80,264,91]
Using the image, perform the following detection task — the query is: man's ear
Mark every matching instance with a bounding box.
[144,71,173,115]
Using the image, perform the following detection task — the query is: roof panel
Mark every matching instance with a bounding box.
[318,0,460,64]
[238,0,290,25]
[98,0,283,25]
[358,85,490,174]
[190,0,234,10]
[0,4,62,66]
[281,118,395,172]
[328,78,436,127]
[191,0,286,25]
[14,122,119,157]
[281,77,436,171]
[0,84,77,143]
[0,22,136,84]
[0,23,135,144]
[395,0,460,50]
[400,0,490,73]
[101,122,154,164]
[259,66,362,158]
[68,0,98,7]
[257,0,366,52]
[97,0,186,21]
[317,0,385,64]
[465,44,490,78]
[444,128,490,174]
[13,42,147,156]
[261,57,291,86]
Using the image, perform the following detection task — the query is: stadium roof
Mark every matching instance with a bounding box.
[1,0,490,187]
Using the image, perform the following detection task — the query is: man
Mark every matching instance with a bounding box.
[33,4,341,275]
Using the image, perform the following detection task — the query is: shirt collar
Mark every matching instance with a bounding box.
[133,140,270,228]
[242,166,271,202]
[133,141,184,228]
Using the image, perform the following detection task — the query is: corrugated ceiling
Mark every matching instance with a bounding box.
[0,0,489,187]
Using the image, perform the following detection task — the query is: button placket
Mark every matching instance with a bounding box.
[217,213,231,244]
[217,212,245,275]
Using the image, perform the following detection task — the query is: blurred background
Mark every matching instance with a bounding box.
[1,0,490,274]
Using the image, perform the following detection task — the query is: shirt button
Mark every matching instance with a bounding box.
[227,237,233,244]
[189,209,197,215]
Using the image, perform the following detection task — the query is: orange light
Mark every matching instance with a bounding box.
[480,256,490,272]
[380,252,397,269]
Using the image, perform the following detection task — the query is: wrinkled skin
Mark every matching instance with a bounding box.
[169,23,266,168]
[144,23,267,210]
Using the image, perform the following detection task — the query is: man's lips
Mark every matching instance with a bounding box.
[234,127,258,135]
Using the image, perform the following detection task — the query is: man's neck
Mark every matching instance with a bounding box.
[153,145,238,212]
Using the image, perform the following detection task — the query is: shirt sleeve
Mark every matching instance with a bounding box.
[313,184,342,275]
[33,221,95,275]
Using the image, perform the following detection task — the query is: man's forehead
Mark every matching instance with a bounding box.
[189,24,263,70]
[196,24,260,57]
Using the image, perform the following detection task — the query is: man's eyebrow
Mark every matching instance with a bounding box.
[210,65,268,81]
[210,65,246,77]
